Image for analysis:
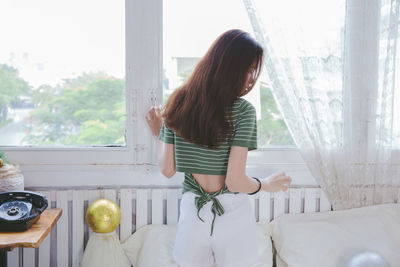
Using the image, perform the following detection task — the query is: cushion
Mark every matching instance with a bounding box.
[121,222,274,267]
[271,203,400,267]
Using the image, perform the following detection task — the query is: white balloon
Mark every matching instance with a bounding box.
[346,251,391,267]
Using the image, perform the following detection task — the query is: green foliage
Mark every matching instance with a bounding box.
[257,83,295,146]
[0,64,30,106]
[0,118,13,128]
[2,61,294,147]
[31,84,58,109]
[0,150,8,164]
[0,64,30,122]
[24,72,126,146]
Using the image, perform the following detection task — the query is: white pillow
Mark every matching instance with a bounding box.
[122,222,274,267]
[271,203,400,267]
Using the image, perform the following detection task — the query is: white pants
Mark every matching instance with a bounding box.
[173,191,259,267]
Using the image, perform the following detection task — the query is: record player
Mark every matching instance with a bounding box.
[0,191,48,231]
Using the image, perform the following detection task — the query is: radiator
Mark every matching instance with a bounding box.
[6,187,331,267]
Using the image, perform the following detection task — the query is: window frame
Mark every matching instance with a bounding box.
[0,0,307,178]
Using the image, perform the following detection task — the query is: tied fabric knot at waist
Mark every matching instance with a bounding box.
[182,173,238,236]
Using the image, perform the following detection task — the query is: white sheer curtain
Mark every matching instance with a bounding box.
[245,0,400,210]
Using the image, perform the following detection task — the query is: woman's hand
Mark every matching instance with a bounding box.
[145,106,163,138]
[261,172,292,192]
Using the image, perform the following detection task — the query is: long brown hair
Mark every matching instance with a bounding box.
[163,29,263,149]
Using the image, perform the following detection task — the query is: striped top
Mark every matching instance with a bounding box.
[158,97,257,175]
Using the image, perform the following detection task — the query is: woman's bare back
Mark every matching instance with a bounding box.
[192,173,226,193]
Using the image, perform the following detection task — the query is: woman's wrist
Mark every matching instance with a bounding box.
[150,123,162,139]
[152,131,160,140]
[248,177,261,195]
[260,178,272,192]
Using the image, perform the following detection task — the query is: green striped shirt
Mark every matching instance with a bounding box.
[159,97,257,235]
[158,97,257,175]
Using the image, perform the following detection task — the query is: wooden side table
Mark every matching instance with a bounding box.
[0,208,62,267]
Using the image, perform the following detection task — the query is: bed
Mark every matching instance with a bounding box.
[5,186,399,267]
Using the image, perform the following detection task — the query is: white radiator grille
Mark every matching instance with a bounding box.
[6,187,331,267]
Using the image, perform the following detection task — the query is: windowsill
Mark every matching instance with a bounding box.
[2,145,317,188]
[18,162,317,190]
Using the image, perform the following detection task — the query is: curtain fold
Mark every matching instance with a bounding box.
[245,0,400,209]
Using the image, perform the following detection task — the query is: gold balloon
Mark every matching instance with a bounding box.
[86,198,121,233]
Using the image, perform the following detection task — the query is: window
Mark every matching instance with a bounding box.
[0,0,126,147]
[0,0,332,173]
[0,0,135,166]
[379,2,400,147]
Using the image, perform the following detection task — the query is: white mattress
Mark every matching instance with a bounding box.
[272,203,400,267]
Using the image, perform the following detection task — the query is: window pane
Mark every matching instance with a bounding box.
[379,1,400,147]
[0,0,125,146]
[163,0,295,147]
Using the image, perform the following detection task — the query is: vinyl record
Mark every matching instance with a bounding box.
[0,201,32,221]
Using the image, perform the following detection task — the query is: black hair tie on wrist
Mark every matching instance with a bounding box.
[248,177,261,195]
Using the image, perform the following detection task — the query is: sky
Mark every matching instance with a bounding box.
[0,0,345,88]
[0,0,125,88]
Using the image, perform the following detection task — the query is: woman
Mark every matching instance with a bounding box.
[146,29,292,267]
